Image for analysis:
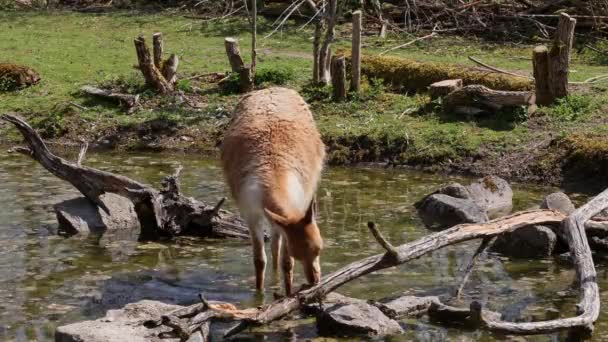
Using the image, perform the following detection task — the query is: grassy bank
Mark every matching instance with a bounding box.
[1,11,608,189]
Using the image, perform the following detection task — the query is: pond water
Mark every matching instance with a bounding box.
[0,150,606,341]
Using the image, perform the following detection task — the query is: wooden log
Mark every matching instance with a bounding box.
[1,113,251,241]
[153,32,163,70]
[224,38,245,73]
[443,85,535,114]
[429,79,463,99]
[548,13,576,100]
[331,55,346,101]
[80,86,140,114]
[134,36,173,94]
[533,46,552,106]
[350,10,362,93]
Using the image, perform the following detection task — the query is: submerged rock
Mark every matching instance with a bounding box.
[316,302,404,337]
[415,193,488,229]
[0,63,40,90]
[466,176,513,218]
[491,225,557,258]
[54,193,141,236]
[374,295,439,319]
[55,300,182,342]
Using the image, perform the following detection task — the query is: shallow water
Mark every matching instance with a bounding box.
[0,150,606,341]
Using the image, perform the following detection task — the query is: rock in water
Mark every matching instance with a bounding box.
[375,295,439,319]
[491,225,557,258]
[415,193,488,229]
[317,302,404,337]
[55,300,182,342]
[466,176,513,218]
[54,193,141,235]
[541,192,576,215]
[0,63,40,90]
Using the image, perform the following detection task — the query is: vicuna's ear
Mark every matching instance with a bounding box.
[303,199,315,223]
[264,208,290,227]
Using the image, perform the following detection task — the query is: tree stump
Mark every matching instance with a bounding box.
[548,13,576,100]
[533,45,552,106]
[350,10,362,93]
[429,79,463,99]
[152,32,163,69]
[224,38,254,93]
[331,55,347,101]
[134,35,176,95]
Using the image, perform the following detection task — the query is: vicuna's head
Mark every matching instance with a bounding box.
[264,200,323,285]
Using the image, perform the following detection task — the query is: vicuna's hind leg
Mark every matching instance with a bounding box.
[281,241,294,296]
[271,229,282,272]
[247,218,267,291]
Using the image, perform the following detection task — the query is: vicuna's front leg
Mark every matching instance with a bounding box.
[281,241,294,296]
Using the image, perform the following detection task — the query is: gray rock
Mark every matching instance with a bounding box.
[466,176,513,218]
[541,192,576,215]
[317,302,404,337]
[491,225,557,258]
[55,300,182,342]
[303,292,366,315]
[374,295,439,319]
[415,194,488,229]
[55,193,141,235]
[435,182,471,199]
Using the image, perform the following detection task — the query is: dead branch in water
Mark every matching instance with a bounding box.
[144,209,586,339]
[1,113,250,241]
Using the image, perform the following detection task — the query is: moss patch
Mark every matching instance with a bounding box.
[346,54,533,92]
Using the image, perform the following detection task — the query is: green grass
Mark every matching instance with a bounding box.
[1,10,608,185]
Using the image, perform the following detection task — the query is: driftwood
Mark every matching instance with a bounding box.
[443,85,535,114]
[80,86,140,114]
[146,209,579,339]
[1,113,250,241]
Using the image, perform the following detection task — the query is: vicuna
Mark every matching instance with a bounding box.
[220,87,326,296]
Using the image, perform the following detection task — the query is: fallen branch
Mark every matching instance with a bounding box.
[80,86,140,114]
[379,32,437,56]
[1,113,250,241]
[146,209,565,339]
[443,84,535,113]
[468,56,534,80]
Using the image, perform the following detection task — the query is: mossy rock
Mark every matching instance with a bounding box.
[0,63,41,91]
[345,54,532,92]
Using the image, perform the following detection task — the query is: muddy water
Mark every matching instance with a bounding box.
[0,150,606,341]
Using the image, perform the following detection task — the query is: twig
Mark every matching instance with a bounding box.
[265,0,306,39]
[468,56,534,79]
[68,102,89,111]
[367,222,399,259]
[185,72,226,80]
[77,140,88,167]
[453,237,495,299]
[379,32,437,56]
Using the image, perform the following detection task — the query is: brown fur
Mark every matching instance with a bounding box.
[221,87,326,295]
[0,63,40,90]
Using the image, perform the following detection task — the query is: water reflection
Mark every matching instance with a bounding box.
[0,149,594,341]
